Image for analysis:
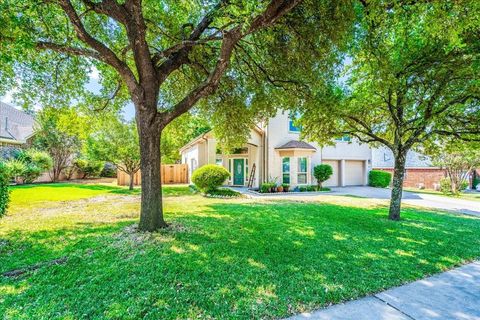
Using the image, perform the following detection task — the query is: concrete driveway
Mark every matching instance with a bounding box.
[331,186,480,217]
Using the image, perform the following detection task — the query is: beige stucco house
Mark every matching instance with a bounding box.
[180,110,372,188]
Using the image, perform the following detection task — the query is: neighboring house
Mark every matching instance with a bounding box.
[180,110,372,188]
[0,101,35,148]
[372,147,445,189]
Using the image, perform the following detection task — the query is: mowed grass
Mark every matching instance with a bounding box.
[1,183,480,319]
[10,182,191,206]
[404,187,480,202]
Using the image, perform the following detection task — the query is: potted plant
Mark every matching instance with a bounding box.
[270,183,277,193]
[260,184,270,193]
[277,185,284,192]
[282,183,290,192]
[267,176,278,193]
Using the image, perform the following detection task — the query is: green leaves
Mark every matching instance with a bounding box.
[300,1,480,150]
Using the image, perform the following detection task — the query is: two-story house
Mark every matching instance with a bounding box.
[180,110,372,188]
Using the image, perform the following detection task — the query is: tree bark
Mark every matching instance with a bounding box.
[128,172,135,190]
[389,151,407,221]
[137,115,167,231]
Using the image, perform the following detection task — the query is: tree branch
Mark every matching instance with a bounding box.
[159,0,301,126]
[58,0,138,91]
[36,41,101,60]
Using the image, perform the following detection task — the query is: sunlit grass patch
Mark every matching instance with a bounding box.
[0,183,479,319]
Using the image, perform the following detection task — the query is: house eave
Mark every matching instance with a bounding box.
[179,131,211,153]
[0,137,23,145]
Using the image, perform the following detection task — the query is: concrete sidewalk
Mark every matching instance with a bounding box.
[287,261,480,320]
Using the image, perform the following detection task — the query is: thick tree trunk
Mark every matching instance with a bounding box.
[129,172,135,190]
[137,122,167,231]
[389,152,407,220]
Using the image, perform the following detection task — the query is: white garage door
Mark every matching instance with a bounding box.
[345,160,365,186]
[322,160,339,187]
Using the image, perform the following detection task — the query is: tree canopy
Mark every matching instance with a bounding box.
[299,0,480,220]
[0,0,355,230]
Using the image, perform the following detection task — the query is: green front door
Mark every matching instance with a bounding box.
[233,159,245,186]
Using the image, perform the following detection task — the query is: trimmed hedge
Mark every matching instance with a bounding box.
[368,170,392,188]
[191,165,230,193]
[0,162,10,218]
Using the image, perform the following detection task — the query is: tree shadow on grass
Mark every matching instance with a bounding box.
[1,201,480,319]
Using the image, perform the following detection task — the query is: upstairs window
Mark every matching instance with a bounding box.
[335,135,351,142]
[289,113,301,132]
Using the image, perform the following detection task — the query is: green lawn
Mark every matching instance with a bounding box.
[404,187,480,202]
[1,183,480,319]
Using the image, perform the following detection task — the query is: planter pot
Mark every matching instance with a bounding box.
[270,187,276,193]
[283,187,289,192]
[277,186,283,192]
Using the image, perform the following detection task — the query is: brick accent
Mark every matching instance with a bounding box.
[374,168,446,190]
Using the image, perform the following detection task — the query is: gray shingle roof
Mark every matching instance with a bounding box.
[275,140,316,150]
[0,101,35,143]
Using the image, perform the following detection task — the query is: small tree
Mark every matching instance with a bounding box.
[34,107,85,182]
[313,164,333,190]
[429,143,480,194]
[87,120,140,190]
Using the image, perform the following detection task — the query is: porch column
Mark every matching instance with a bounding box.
[207,138,217,164]
[363,160,369,185]
[340,159,346,187]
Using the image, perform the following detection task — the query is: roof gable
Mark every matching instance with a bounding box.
[0,102,35,143]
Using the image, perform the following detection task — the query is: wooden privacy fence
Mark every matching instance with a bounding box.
[117,164,188,186]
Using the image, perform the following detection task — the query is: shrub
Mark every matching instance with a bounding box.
[18,149,53,172]
[306,185,317,192]
[191,165,230,193]
[100,163,117,178]
[440,177,469,195]
[368,170,392,188]
[22,164,42,184]
[5,159,26,182]
[75,159,105,179]
[0,162,10,217]
[299,186,307,192]
[440,177,452,194]
[5,149,53,184]
[313,164,333,189]
[260,183,271,193]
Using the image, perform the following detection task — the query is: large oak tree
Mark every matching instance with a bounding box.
[0,0,354,230]
[300,1,480,220]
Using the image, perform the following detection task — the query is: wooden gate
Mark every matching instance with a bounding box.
[117,164,188,186]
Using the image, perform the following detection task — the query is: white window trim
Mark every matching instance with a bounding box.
[297,157,309,185]
[282,157,291,184]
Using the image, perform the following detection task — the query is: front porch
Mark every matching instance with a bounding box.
[216,144,261,188]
